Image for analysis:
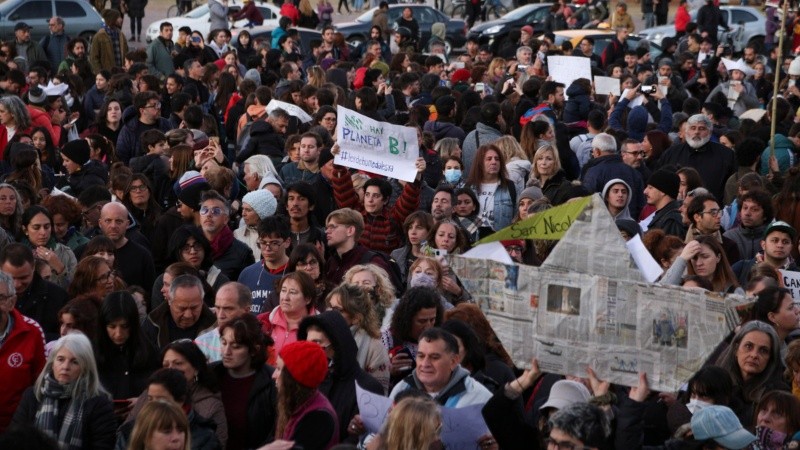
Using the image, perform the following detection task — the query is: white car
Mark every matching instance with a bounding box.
[638,6,766,53]
[145,1,281,43]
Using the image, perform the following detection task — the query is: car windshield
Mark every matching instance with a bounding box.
[355,8,377,22]
[185,4,209,18]
[502,4,541,20]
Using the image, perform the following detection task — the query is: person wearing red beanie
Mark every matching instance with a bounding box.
[270,340,340,449]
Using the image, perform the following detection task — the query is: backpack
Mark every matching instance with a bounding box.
[236,112,255,155]
[360,250,406,296]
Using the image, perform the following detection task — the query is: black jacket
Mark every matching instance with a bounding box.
[141,301,216,352]
[12,388,116,450]
[648,200,686,238]
[298,311,384,443]
[152,207,189,273]
[542,169,574,206]
[658,139,736,204]
[236,120,286,163]
[66,160,108,197]
[210,363,277,449]
[15,273,69,342]
[214,236,255,281]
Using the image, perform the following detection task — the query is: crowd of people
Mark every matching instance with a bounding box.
[3,0,800,449]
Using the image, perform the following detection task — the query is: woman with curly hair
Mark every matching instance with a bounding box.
[0,95,33,158]
[326,283,391,392]
[343,264,397,327]
[42,194,89,250]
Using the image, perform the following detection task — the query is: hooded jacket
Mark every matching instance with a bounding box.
[462,122,503,171]
[298,311,384,443]
[583,156,645,219]
[66,160,109,197]
[602,178,634,220]
[391,365,493,408]
[760,135,796,176]
[723,223,768,261]
[563,82,593,123]
[116,115,173,164]
[423,120,466,143]
[648,199,687,238]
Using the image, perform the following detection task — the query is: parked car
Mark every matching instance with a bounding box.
[0,0,103,43]
[638,6,765,53]
[469,3,610,51]
[145,1,281,44]
[335,4,467,54]
[549,29,664,60]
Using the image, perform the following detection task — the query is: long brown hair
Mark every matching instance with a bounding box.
[686,235,739,293]
[465,144,511,189]
[275,367,316,438]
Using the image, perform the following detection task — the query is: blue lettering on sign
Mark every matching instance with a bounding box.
[342,127,382,147]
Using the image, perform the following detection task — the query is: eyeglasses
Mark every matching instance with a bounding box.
[506,246,524,254]
[624,151,645,157]
[143,102,161,110]
[701,209,723,217]
[297,258,319,267]
[97,270,115,282]
[0,293,15,302]
[544,438,592,450]
[325,224,346,231]
[182,242,203,253]
[199,206,226,217]
[258,239,285,248]
[128,184,148,192]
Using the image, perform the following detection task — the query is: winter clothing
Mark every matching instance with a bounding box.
[648,200,687,238]
[391,365,493,407]
[211,363,276,449]
[423,120,467,143]
[462,122,504,172]
[208,232,254,281]
[582,156,645,218]
[90,27,129,73]
[236,120,286,163]
[115,116,173,164]
[760,135,795,176]
[208,0,230,32]
[602,178,634,220]
[116,409,220,450]
[40,32,70,73]
[563,82,593,123]
[298,312,385,441]
[541,170,574,206]
[723,224,768,262]
[15,273,69,342]
[658,141,737,203]
[146,37,175,79]
[141,301,216,351]
[0,309,46,432]
[331,165,420,254]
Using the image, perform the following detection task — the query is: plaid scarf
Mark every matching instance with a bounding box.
[34,374,86,450]
[103,25,123,68]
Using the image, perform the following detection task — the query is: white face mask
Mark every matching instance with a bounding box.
[686,398,713,415]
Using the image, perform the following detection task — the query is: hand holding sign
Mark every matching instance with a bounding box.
[355,383,392,434]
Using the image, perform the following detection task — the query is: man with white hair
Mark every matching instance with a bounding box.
[580,132,645,219]
[658,114,736,202]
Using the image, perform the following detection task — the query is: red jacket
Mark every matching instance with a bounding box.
[27,106,60,148]
[331,166,420,254]
[280,3,300,25]
[675,5,690,33]
[0,309,46,432]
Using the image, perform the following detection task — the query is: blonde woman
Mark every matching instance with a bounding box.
[326,283,391,392]
[307,66,326,89]
[531,144,572,206]
[127,400,190,450]
[487,57,507,89]
[379,397,442,450]
[495,136,530,196]
[344,264,397,328]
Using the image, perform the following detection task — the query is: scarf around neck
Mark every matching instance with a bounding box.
[209,225,234,260]
[35,373,86,450]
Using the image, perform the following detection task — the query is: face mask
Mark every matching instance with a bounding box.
[444,169,461,184]
[686,398,713,415]
[410,273,437,288]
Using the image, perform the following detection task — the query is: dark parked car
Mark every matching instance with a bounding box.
[470,3,610,52]
[335,5,467,54]
[0,0,103,42]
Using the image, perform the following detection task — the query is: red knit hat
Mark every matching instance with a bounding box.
[353,67,368,90]
[451,68,472,84]
[279,341,328,389]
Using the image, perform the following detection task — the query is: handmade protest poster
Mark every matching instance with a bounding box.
[594,76,621,96]
[547,55,592,99]
[266,99,313,123]
[335,106,419,182]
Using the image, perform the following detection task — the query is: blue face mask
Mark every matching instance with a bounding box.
[444,169,462,184]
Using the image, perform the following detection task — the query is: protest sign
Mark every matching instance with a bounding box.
[266,99,313,123]
[547,55,592,99]
[335,106,419,182]
[594,76,621,96]
[477,195,591,244]
[625,234,664,282]
[355,383,392,434]
[355,382,490,449]
[452,195,749,392]
[781,270,800,300]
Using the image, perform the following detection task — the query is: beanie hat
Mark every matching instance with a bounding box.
[647,169,680,199]
[244,68,262,86]
[501,239,525,248]
[318,148,334,167]
[451,68,472,84]
[213,59,226,71]
[372,60,390,77]
[61,139,91,166]
[242,190,277,220]
[179,171,205,191]
[279,340,328,389]
[178,181,211,211]
[27,86,46,105]
[519,186,544,203]
[521,25,534,35]
[627,106,649,142]
[353,67,368,90]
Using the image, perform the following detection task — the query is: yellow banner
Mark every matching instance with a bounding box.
[476,195,592,243]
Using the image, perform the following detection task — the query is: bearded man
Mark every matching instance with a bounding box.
[657,114,735,202]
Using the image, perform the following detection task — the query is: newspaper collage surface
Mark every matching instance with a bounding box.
[451,195,748,392]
